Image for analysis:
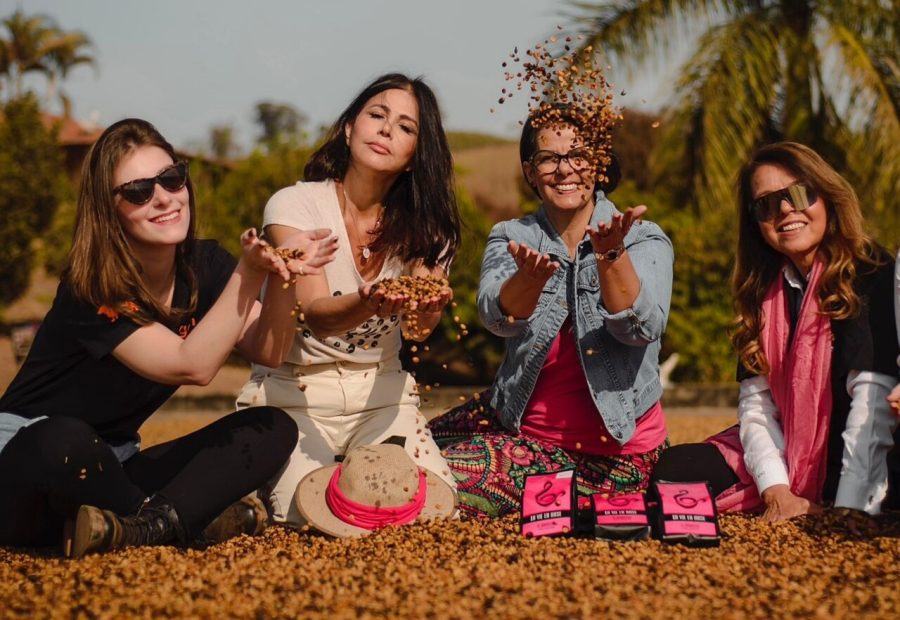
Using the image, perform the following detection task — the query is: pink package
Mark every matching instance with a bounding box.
[592,491,650,540]
[521,469,575,538]
[594,492,649,526]
[653,481,720,545]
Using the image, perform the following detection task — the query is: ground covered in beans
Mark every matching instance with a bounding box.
[1,412,898,619]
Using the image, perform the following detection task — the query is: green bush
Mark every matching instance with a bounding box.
[0,94,68,304]
[41,197,76,276]
[610,181,737,382]
[192,144,312,254]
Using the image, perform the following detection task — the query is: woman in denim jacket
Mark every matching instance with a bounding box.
[428,106,674,517]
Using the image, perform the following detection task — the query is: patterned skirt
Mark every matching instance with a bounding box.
[428,391,667,518]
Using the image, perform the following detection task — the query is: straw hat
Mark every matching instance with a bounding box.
[295,444,456,538]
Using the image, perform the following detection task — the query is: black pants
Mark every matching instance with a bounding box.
[0,407,297,547]
[650,443,740,498]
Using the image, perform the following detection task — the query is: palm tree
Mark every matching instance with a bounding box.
[568,1,899,227]
[0,9,94,111]
[1,10,55,97]
[43,30,95,116]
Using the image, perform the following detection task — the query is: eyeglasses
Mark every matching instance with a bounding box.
[113,161,189,205]
[749,182,818,222]
[529,147,593,174]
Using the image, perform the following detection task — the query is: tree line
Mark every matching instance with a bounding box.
[1,4,897,384]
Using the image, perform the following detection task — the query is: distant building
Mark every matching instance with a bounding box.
[41,113,104,180]
[40,113,232,184]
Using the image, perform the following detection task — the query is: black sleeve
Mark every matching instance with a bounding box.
[63,240,237,360]
[736,360,756,382]
[832,258,899,378]
[61,285,142,360]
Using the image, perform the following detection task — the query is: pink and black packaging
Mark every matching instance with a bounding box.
[592,492,651,540]
[520,469,576,538]
[650,480,720,547]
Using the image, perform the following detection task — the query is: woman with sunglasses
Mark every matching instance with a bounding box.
[652,142,899,521]
[235,73,461,527]
[0,118,337,556]
[425,105,674,517]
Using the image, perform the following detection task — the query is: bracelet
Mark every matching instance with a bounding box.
[595,244,626,262]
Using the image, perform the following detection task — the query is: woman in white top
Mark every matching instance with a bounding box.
[238,73,461,526]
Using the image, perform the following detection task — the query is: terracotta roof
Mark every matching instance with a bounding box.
[41,113,103,145]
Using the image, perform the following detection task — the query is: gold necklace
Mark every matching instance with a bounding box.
[341,184,383,265]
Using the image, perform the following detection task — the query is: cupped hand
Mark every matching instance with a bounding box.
[359,282,409,318]
[240,228,292,280]
[274,228,338,277]
[760,484,823,522]
[586,205,647,253]
[409,285,453,316]
[507,240,559,285]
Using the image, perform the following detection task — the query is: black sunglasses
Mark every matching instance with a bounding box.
[113,161,189,205]
[749,182,818,222]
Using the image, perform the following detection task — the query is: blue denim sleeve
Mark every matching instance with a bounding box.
[597,221,674,345]
[477,221,529,337]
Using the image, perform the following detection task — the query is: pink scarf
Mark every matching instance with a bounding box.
[325,465,427,530]
[708,259,833,512]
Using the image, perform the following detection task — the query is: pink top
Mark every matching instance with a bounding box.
[519,318,667,455]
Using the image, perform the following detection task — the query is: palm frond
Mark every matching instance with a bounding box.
[652,12,783,213]
[564,0,745,75]
[44,30,96,78]
[824,21,900,217]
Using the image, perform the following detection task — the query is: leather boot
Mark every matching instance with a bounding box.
[67,496,184,559]
[198,494,268,544]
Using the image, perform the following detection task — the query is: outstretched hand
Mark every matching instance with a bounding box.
[241,228,338,281]
[585,205,647,254]
[507,240,559,286]
[240,228,291,280]
[270,228,339,277]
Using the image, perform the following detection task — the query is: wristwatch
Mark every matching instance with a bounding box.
[595,244,626,262]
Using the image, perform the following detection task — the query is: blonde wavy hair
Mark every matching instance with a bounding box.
[730,142,882,375]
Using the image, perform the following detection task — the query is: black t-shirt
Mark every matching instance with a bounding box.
[0,240,237,444]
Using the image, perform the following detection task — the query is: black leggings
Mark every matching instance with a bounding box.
[0,407,298,547]
[650,443,740,498]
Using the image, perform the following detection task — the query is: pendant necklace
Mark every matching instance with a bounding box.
[341,184,382,266]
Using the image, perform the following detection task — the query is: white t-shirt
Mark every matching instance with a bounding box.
[261,179,405,365]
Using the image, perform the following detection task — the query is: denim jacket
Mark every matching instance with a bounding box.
[477,195,674,445]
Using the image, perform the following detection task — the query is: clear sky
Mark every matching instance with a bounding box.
[7,0,680,151]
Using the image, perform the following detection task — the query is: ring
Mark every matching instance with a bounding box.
[299,265,305,276]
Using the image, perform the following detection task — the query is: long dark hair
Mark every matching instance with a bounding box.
[731,141,882,374]
[519,104,620,198]
[305,73,460,268]
[64,118,198,325]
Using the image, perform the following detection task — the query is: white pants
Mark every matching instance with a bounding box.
[236,359,454,526]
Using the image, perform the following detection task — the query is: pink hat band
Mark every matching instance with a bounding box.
[325,464,427,531]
